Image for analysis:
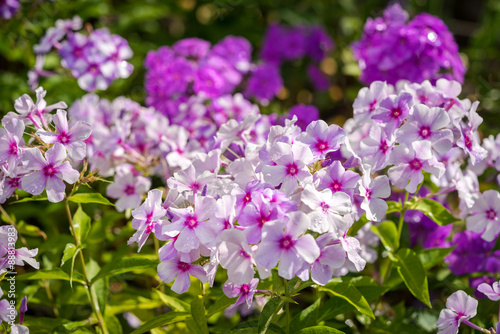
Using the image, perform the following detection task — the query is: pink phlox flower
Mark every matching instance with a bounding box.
[36,109,92,161]
[21,143,80,202]
[301,184,352,234]
[456,101,486,166]
[216,113,260,153]
[310,232,346,285]
[359,122,395,171]
[358,167,391,222]
[223,278,259,308]
[466,190,500,242]
[0,117,25,177]
[106,164,151,212]
[315,160,360,198]
[477,280,500,301]
[436,290,478,334]
[157,253,208,294]
[219,229,258,284]
[128,189,166,251]
[192,149,221,175]
[296,120,345,159]
[238,192,280,244]
[388,140,445,193]
[371,92,413,136]
[255,211,320,280]
[167,164,215,200]
[353,81,390,123]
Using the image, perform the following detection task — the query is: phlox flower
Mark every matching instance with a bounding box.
[223,278,259,308]
[477,280,500,301]
[466,190,500,242]
[286,105,320,131]
[0,118,25,176]
[157,254,208,294]
[106,165,151,212]
[255,211,320,280]
[0,288,16,323]
[352,81,390,122]
[436,290,478,334]
[456,102,486,166]
[296,120,345,159]
[359,123,394,171]
[358,168,391,222]
[310,233,346,285]
[238,192,279,244]
[219,229,257,284]
[314,160,360,198]
[371,92,413,136]
[21,143,80,203]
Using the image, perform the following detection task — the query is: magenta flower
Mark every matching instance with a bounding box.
[163,196,220,253]
[244,64,283,104]
[359,123,394,171]
[255,212,320,280]
[0,118,25,176]
[396,104,453,154]
[238,193,279,244]
[310,233,346,285]
[37,109,92,161]
[353,81,389,122]
[477,280,500,301]
[371,92,413,136]
[0,288,15,323]
[315,160,360,198]
[296,120,345,159]
[219,229,257,284]
[157,255,208,294]
[456,102,486,166]
[437,291,478,334]
[388,141,445,193]
[286,104,320,131]
[466,190,500,242]
[223,278,259,308]
[21,143,80,203]
[358,170,391,222]
[166,164,215,198]
[261,142,313,196]
[128,189,166,251]
[106,165,151,212]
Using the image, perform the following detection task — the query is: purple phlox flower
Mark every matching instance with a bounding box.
[296,120,345,159]
[388,140,445,193]
[315,160,360,198]
[211,36,252,72]
[261,142,313,196]
[211,93,258,124]
[339,232,367,272]
[34,16,82,54]
[223,278,259,308]
[36,109,92,161]
[216,113,260,153]
[0,117,25,177]
[59,31,88,70]
[106,165,151,212]
[172,37,210,60]
[466,190,500,242]
[219,228,258,284]
[456,101,486,166]
[0,0,19,20]
[401,80,444,107]
[396,104,453,154]
[469,276,497,299]
[310,232,346,285]
[353,81,390,122]
[307,65,329,91]
[10,87,66,129]
[477,280,500,301]
[244,63,283,104]
[307,26,334,61]
[128,189,166,251]
[20,295,27,324]
[430,147,463,189]
[371,92,413,136]
[21,143,79,202]
[157,253,208,294]
[261,188,298,216]
[193,64,227,99]
[445,231,500,276]
[0,176,22,203]
[359,122,395,171]
[232,180,271,215]
[255,211,320,280]
[214,195,237,230]
[167,164,215,200]
[286,105,320,132]
[301,184,352,234]
[0,288,16,323]
[228,157,261,189]
[161,125,199,170]
[238,192,280,244]
[358,168,391,222]
[10,325,29,334]
[437,290,478,334]
[406,209,451,249]
[163,196,220,253]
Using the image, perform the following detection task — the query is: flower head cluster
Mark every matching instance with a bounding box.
[31,16,133,92]
[352,4,465,85]
[0,87,89,203]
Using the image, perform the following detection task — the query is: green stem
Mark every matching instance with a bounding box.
[64,198,108,334]
[397,191,410,240]
[283,278,290,334]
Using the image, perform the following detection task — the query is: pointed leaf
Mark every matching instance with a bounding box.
[371,220,399,252]
[17,269,86,284]
[69,193,114,206]
[191,295,209,334]
[155,290,190,312]
[206,294,237,317]
[290,298,321,332]
[319,282,374,319]
[297,327,345,334]
[258,297,284,334]
[73,205,91,244]
[129,312,190,334]
[407,198,457,225]
[91,257,159,284]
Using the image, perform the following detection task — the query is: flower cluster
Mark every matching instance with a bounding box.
[351,4,465,85]
[0,87,90,203]
[30,16,133,92]
[0,0,19,19]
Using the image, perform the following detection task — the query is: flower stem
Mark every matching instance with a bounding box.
[64,198,108,334]
[397,191,409,240]
[283,278,290,334]
[462,320,491,333]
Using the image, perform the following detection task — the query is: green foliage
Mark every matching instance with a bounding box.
[371,220,399,252]
[191,295,209,334]
[406,198,458,225]
[90,256,159,283]
[296,327,345,334]
[129,312,190,334]
[69,193,114,206]
[320,280,374,319]
[258,297,284,334]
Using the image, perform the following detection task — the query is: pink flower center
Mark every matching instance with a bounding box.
[279,235,294,250]
[379,140,389,153]
[145,223,154,234]
[409,158,422,170]
[464,134,473,150]
[315,140,329,152]
[365,189,372,200]
[286,163,299,176]
[7,177,20,188]
[330,180,342,192]
[9,142,17,155]
[240,284,250,295]
[486,209,497,220]
[89,64,99,75]
[58,132,70,144]
[320,202,330,212]
[240,249,251,259]
[369,100,377,112]
[191,182,200,192]
[177,261,190,272]
[243,193,252,204]
[419,126,431,139]
[124,185,135,195]
[43,164,57,177]
[391,107,402,118]
[185,215,198,228]
[257,215,269,227]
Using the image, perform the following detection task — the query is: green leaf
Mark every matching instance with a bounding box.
[258,297,284,334]
[419,247,455,270]
[16,220,46,238]
[17,269,85,284]
[386,201,402,214]
[92,276,109,316]
[91,257,158,284]
[191,295,209,334]
[61,243,77,267]
[105,315,123,334]
[319,282,374,319]
[371,220,399,251]
[407,198,457,225]
[69,193,114,206]
[155,290,190,312]
[290,298,320,333]
[296,326,345,334]
[73,205,91,243]
[60,243,82,288]
[233,320,285,334]
[390,248,431,308]
[348,213,369,236]
[11,194,47,203]
[129,312,189,334]
[206,294,237,317]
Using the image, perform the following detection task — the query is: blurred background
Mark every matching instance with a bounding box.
[1,0,499,130]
